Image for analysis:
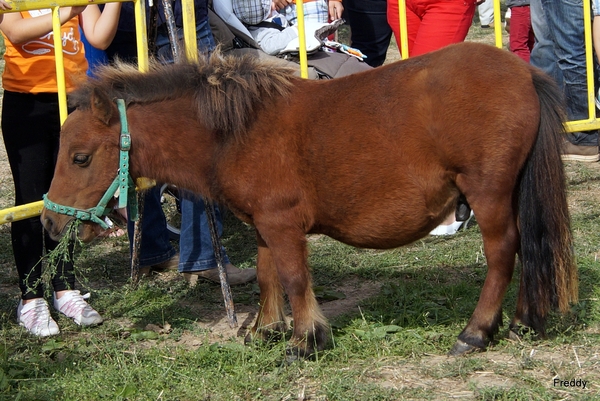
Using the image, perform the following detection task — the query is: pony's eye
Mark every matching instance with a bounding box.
[73,154,90,166]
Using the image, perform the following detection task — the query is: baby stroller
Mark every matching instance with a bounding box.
[207,0,371,79]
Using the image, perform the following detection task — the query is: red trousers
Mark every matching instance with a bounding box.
[387,0,476,57]
[508,6,534,63]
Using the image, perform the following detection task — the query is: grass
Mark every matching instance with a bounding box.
[2,160,600,400]
[3,10,600,401]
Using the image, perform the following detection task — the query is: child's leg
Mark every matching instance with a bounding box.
[410,0,475,57]
[508,6,534,63]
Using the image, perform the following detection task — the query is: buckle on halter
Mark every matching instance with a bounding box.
[120,134,131,151]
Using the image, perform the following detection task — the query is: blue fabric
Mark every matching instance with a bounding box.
[154,17,227,273]
[157,0,208,27]
[117,6,228,272]
[80,28,108,76]
[530,0,598,146]
[155,18,216,62]
[127,187,177,268]
[178,194,230,272]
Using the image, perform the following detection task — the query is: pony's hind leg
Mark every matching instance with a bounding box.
[247,231,288,344]
[450,197,520,355]
[254,225,329,359]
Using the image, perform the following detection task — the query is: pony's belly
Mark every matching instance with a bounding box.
[316,226,430,250]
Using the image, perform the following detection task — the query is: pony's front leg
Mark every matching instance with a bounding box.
[256,225,329,359]
[247,230,287,343]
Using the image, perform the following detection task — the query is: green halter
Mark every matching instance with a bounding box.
[43,99,139,230]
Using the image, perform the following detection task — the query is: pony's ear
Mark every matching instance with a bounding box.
[90,87,115,125]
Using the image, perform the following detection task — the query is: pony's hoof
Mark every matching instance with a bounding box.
[508,323,535,341]
[448,339,484,356]
[508,330,520,341]
[285,344,316,363]
[244,328,286,346]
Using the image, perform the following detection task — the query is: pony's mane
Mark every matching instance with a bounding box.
[69,52,297,136]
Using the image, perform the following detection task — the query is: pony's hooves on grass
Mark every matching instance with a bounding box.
[244,333,253,345]
[508,324,535,341]
[285,345,315,363]
[508,330,520,341]
[448,339,484,356]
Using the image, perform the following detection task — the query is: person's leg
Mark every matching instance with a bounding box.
[178,195,230,273]
[540,0,597,148]
[1,92,74,300]
[344,0,392,67]
[509,6,533,63]
[127,186,177,268]
[477,0,494,27]
[410,0,476,57]
[530,0,561,81]
[2,92,101,335]
[178,194,256,285]
[387,0,422,58]
[155,18,216,63]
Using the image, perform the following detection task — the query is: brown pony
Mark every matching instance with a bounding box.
[41,42,577,357]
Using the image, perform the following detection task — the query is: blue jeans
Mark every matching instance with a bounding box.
[155,19,228,272]
[155,19,216,63]
[127,186,177,267]
[178,195,230,273]
[530,0,598,146]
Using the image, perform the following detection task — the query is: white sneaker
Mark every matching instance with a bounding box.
[17,298,60,337]
[54,290,104,326]
[429,220,465,236]
[430,211,475,236]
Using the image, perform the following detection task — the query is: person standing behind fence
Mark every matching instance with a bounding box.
[342,0,392,67]
[386,0,481,58]
[477,0,494,28]
[101,0,257,285]
[530,0,599,162]
[0,3,122,336]
[506,0,533,63]
[272,0,342,24]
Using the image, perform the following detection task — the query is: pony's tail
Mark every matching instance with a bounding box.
[517,69,577,334]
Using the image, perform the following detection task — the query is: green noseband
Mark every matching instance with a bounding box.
[43,99,139,230]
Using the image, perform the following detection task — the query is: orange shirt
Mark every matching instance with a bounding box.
[2,9,88,94]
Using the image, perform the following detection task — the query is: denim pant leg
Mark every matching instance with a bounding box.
[127,186,177,267]
[155,19,216,63]
[530,0,560,80]
[178,194,230,273]
[531,0,598,146]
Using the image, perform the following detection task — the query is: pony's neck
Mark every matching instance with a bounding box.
[126,99,217,197]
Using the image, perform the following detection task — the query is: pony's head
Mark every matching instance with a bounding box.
[41,88,123,242]
[42,53,296,242]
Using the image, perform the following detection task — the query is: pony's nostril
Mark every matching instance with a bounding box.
[41,216,53,232]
